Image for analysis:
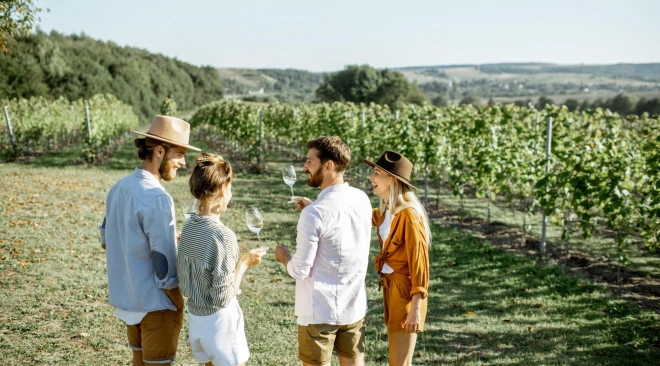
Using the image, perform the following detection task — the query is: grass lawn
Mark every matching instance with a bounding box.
[0,139,659,365]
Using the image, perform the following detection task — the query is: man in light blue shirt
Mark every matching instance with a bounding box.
[100,116,200,366]
[275,136,372,366]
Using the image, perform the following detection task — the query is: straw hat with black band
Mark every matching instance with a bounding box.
[134,115,201,152]
[364,150,418,190]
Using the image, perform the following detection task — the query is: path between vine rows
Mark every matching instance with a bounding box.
[428,204,660,314]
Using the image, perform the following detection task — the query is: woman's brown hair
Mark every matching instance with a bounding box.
[189,153,234,199]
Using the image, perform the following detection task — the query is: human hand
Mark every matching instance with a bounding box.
[242,248,267,267]
[403,307,421,333]
[274,245,292,265]
[163,287,185,310]
[292,197,312,211]
[176,231,181,243]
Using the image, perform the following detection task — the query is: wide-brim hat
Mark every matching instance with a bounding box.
[134,115,201,152]
[364,150,418,190]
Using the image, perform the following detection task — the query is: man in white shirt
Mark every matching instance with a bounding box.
[100,116,200,366]
[275,136,372,366]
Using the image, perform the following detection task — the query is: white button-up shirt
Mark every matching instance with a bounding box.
[287,183,372,325]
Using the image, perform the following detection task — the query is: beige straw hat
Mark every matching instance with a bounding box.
[134,115,201,151]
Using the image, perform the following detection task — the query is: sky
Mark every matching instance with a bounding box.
[36,0,660,72]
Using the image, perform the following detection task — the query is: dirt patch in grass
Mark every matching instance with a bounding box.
[429,203,660,313]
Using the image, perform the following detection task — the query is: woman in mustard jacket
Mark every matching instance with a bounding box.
[364,150,431,366]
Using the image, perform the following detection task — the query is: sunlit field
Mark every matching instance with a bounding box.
[1,139,659,365]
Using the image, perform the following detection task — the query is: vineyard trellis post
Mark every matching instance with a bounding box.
[361,109,366,187]
[85,105,92,142]
[3,106,17,154]
[540,116,553,258]
[257,109,263,167]
[424,119,429,208]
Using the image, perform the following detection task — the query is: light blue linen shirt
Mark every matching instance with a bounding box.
[100,168,179,315]
[286,183,372,325]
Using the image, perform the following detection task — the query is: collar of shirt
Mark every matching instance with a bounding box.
[316,182,349,201]
[133,167,162,187]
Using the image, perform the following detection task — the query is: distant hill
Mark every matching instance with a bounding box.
[0,31,224,118]
[218,68,323,103]
[219,63,660,105]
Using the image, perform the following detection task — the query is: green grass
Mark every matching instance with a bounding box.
[0,139,659,365]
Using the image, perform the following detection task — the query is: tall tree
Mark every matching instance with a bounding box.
[0,0,44,53]
[315,64,427,108]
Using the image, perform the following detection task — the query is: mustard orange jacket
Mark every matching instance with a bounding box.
[373,207,430,299]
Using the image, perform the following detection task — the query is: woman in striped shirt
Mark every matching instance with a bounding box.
[177,153,266,366]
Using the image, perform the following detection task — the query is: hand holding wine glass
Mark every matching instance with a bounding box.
[282,165,296,203]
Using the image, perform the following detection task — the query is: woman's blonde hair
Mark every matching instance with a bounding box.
[189,153,233,199]
[378,171,432,245]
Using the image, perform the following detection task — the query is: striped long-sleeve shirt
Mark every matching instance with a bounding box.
[177,214,238,316]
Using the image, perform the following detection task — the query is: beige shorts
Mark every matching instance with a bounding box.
[126,308,184,364]
[297,317,365,365]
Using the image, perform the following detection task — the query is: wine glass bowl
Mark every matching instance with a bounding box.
[245,207,263,242]
[283,165,296,203]
[183,196,199,220]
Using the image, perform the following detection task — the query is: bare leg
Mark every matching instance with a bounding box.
[339,354,364,366]
[303,362,330,366]
[388,330,418,366]
[132,350,145,366]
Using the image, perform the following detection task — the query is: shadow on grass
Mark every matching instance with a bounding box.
[407,224,660,365]
[18,145,85,167]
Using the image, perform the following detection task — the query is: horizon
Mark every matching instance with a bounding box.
[35,0,660,73]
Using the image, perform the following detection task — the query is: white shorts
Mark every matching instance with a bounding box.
[188,298,250,366]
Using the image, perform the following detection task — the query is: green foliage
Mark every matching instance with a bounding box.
[0,30,224,119]
[315,65,427,109]
[190,99,660,254]
[160,97,177,116]
[0,0,44,53]
[0,94,139,162]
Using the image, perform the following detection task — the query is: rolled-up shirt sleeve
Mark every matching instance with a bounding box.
[287,207,323,280]
[143,194,179,290]
[404,214,430,299]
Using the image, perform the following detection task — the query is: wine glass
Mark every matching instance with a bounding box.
[283,165,296,203]
[183,196,199,220]
[245,207,263,243]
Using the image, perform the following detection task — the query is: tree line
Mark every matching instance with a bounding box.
[0,30,224,119]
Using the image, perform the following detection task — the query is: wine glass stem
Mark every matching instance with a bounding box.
[257,233,262,242]
[290,186,294,197]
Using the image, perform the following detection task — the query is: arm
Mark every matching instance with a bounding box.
[99,217,106,250]
[233,248,266,294]
[405,214,430,300]
[292,196,312,212]
[403,213,430,332]
[143,195,179,290]
[280,208,322,280]
[404,293,423,333]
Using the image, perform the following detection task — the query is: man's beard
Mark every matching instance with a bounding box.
[306,166,324,188]
[159,158,176,181]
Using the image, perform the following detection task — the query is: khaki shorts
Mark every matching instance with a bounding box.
[381,272,427,332]
[126,308,184,364]
[298,317,365,365]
